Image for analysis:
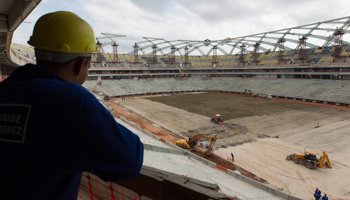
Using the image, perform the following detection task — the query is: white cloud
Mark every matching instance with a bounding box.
[12,0,350,55]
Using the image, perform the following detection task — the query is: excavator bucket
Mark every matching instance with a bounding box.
[205,149,212,156]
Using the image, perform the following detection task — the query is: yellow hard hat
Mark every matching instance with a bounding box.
[28,11,99,54]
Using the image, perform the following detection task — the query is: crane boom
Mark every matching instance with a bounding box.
[95,33,126,53]
[166,54,184,77]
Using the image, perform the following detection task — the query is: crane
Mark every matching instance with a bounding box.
[95,33,126,53]
[165,54,185,77]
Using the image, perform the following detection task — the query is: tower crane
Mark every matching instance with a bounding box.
[95,33,126,53]
[94,33,126,64]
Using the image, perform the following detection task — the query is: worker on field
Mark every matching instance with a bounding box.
[314,188,322,200]
[315,188,322,195]
[322,194,328,200]
[0,11,143,200]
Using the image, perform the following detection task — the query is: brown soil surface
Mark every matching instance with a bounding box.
[110,93,350,200]
[106,100,178,144]
[105,99,266,183]
[146,93,312,120]
[216,91,350,111]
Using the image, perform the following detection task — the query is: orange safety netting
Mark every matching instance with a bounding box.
[78,172,140,200]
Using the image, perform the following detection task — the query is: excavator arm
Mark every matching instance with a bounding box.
[318,151,332,168]
[188,134,216,147]
[186,135,217,156]
[205,135,217,156]
[207,135,217,150]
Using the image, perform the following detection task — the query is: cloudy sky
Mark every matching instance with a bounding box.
[13,0,350,54]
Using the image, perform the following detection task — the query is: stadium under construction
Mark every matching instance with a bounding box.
[2,0,350,199]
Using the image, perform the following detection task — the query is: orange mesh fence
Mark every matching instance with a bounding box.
[78,172,141,200]
[0,75,9,82]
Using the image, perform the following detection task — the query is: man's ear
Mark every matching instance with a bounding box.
[73,58,86,76]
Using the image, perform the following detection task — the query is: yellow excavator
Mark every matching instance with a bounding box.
[286,149,332,169]
[176,134,217,156]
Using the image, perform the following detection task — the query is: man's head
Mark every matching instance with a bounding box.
[28,11,100,85]
[36,56,91,85]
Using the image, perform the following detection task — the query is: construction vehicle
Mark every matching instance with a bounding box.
[245,89,252,95]
[176,134,217,156]
[211,114,224,125]
[286,149,332,169]
[166,54,184,77]
[103,95,110,100]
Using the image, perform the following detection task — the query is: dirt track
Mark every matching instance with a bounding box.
[111,94,350,200]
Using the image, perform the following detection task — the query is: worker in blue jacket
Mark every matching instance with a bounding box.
[322,194,328,200]
[314,188,321,200]
[0,11,143,200]
[315,188,322,196]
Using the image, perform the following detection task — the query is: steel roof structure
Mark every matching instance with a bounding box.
[129,16,350,56]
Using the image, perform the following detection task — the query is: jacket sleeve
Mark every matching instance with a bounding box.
[49,90,144,181]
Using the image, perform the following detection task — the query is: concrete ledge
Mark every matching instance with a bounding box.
[226,169,301,200]
[143,143,185,155]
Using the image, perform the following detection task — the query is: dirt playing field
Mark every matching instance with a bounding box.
[107,93,350,200]
[146,93,312,120]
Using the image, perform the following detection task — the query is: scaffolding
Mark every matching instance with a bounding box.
[147,44,160,65]
[251,43,260,66]
[212,46,219,67]
[166,46,178,67]
[108,42,124,67]
[129,43,143,66]
[277,38,290,64]
[183,47,191,68]
[294,36,308,64]
[94,33,126,67]
[333,29,349,62]
[239,44,247,67]
[92,41,103,66]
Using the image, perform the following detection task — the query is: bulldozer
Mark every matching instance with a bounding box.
[211,114,224,125]
[286,149,332,169]
[176,134,217,156]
